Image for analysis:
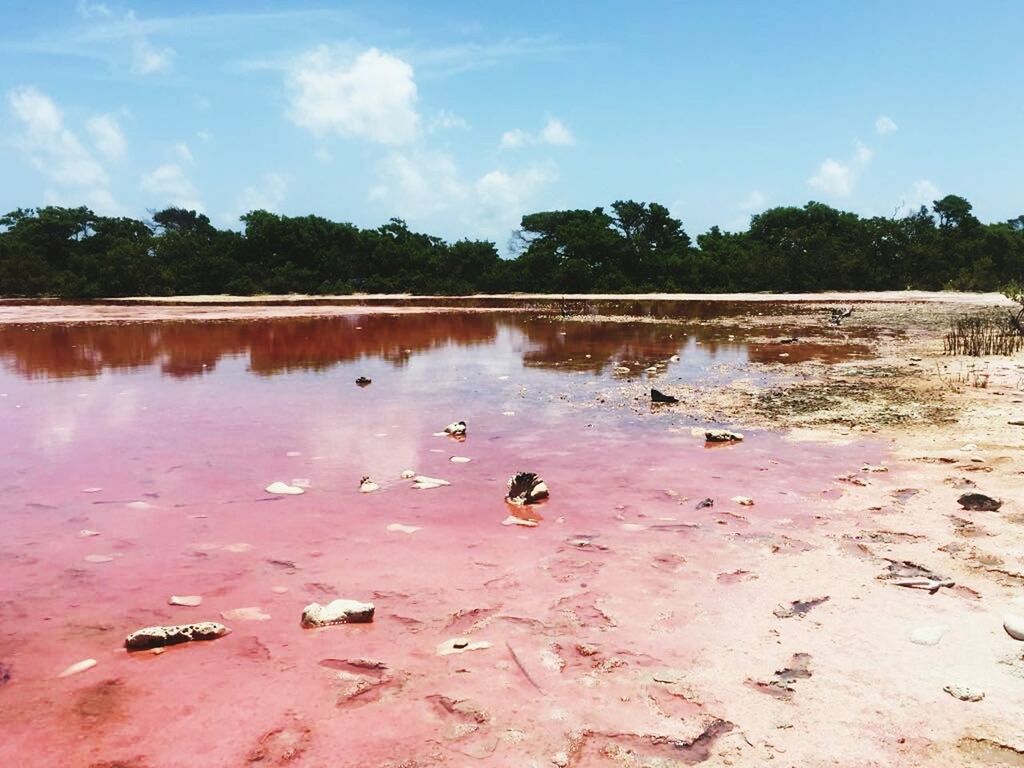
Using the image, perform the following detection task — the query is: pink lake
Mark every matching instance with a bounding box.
[0,311,882,767]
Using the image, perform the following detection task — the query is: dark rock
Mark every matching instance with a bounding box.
[695,498,714,510]
[650,388,678,404]
[0,662,10,685]
[355,377,371,387]
[773,596,830,618]
[958,493,1002,512]
[506,472,549,505]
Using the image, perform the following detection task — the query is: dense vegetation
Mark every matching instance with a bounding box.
[0,195,1021,297]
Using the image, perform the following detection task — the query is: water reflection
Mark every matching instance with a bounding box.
[0,312,868,381]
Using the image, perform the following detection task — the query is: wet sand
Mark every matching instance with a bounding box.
[0,295,1022,767]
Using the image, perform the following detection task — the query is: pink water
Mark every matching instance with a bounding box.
[0,312,880,767]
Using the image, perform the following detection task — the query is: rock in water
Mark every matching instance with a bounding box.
[695,497,714,510]
[506,472,549,505]
[1004,615,1024,641]
[355,376,372,387]
[651,388,679,404]
[400,469,416,479]
[168,595,203,607]
[732,496,755,506]
[444,421,467,436]
[301,599,375,627]
[265,481,304,495]
[706,429,744,443]
[125,622,230,651]
[57,659,96,678]
[957,493,1002,511]
[359,476,380,493]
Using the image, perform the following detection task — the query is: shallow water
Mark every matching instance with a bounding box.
[0,312,881,767]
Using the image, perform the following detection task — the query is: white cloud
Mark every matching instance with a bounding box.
[286,46,419,144]
[499,117,575,150]
[428,109,469,133]
[141,163,202,210]
[807,140,873,199]
[875,115,898,135]
[499,129,530,149]
[132,38,175,75]
[236,173,288,215]
[738,190,766,212]
[539,118,574,146]
[900,179,939,214]
[808,158,855,197]
[174,142,194,164]
[8,86,118,213]
[86,113,126,161]
[369,149,555,238]
[75,0,113,19]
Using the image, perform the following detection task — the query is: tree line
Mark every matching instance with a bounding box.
[0,195,1021,297]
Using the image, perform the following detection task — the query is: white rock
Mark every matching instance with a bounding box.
[81,487,103,493]
[443,421,467,436]
[705,429,744,443]
[271,586,289,594]
[400,469,416,479]
[1004,614,1024,641]
[620,523,645,532]
[614,366,631,374]
[960,444,978,452]
[169,595,203,607]
[731,496,755,506]
[125,501,154,510]
[449,456,471,463]
[84,554,114,563]
[223,542,253,553]
[58,659,97,678]
[387,523,421,534]
[221,607,270,622]
[944,684,984,702]
[412,475,450,490]
[78,529,101,538]
[502,516,538,527]
[909,625,949,646]
[359,479,380,493]
[301,599,375,627]
[437,637,492,656]
[265,481,304,495]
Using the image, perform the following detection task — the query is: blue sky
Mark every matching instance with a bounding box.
[1,1,1022,248]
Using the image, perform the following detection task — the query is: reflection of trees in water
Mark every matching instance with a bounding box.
[517,318,739,373]
[0,310,873,381]
[0,314,500,379]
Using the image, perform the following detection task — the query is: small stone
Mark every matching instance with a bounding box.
[444,421,467,436]
[400,469,416,479]
[909,625,949,646]
[359,477,380,493]
[1004,615,1024,641]
[301,599,375,627]
[271,586,289,594]
[84,554,114,563]
[943,684,984,702]
[221,607,271,622]
[614,366,631,374]
[450,456,471,463]
[169,595,203,607]
[78,529,101,537]
[437,638,492,656]
[58,659,96,678]
[125,622,230,650]
[125,501,154,510]
[412,475,450,490]
[502,516,538,527]
[705,429,743,443]
[265,481,304,495]
[81,487,103,493]
[960,444,978,452]
[958,493,1002,512]
[732,496,754,506]
[387,523,421,534]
